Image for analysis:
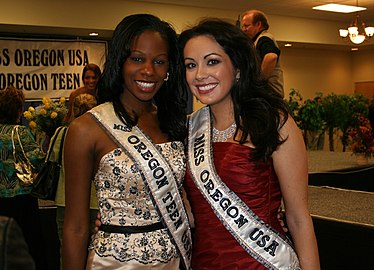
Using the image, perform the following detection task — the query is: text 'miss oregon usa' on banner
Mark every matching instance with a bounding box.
[0,38,107,100]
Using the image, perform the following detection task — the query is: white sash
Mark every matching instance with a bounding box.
[90,102,192,270]
[187,106,300,270]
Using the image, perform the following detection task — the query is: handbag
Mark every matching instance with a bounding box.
[31,126,67,200]
[11,125,36,187]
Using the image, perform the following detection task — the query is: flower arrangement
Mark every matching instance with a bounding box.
[347,115,374,158]
[23,97,68,137]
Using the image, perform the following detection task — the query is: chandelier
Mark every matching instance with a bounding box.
[339,13,374,44]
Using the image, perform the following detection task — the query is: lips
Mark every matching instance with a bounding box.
[136,80,156,92]
[86,84,96,90]
[195,83,218,94]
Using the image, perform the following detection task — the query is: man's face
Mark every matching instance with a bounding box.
[242,13,261,39]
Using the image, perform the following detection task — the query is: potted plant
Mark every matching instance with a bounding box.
[287,89,326,150]
[337,94,369,151]
[321,93,369,151]
[320,93,344,151]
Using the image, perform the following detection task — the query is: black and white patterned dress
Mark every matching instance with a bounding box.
[86,141,185,270]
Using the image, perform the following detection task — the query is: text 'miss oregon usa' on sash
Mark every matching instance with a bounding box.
[90,102,192,270]
[187,106,300,270]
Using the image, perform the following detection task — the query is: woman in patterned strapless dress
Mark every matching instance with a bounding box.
[62,14,190,270]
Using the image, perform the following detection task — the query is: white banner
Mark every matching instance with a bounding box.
[0,38,107,100]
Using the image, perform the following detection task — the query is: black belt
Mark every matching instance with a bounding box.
[99,222,165,234]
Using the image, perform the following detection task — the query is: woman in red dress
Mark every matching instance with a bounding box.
[180,19,320,270]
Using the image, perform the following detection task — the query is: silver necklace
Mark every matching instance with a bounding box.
[212,122,237,142]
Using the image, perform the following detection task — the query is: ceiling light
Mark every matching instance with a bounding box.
[339,13,373,44]
[313,4,366,13]
[89,32,99,36]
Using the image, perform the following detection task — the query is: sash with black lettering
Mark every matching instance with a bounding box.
[187,106,300,270]
[90,102,192,270]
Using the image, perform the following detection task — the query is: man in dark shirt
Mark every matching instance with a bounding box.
[242,10,284,97]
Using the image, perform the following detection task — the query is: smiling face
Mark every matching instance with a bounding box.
[121,30,169,104]
[83,70,99,91]
[184,35,237,108]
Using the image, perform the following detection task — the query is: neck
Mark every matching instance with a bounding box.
[119,95,155,118]
[210,100,235,130]
[253,29,265,41]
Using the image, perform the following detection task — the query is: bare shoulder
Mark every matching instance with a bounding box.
[68,113,98,136]
[279,115,302,138]
[65,113,99,153]
[273,114,306,160]
[66,111,119,167]
[273,114,307,166]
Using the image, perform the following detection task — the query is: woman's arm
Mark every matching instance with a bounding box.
[272,116,320,270]
[62,115,95,270]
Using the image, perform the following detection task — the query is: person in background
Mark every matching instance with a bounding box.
[242,9,284,97]
[54,93,98,269]
[63,63,101,124]
[62,14,190,270]
[179,18,320,269]
[0,85,46,270]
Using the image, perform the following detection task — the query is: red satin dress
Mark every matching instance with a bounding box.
[184,142,286,270]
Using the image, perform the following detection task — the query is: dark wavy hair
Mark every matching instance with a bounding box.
[179,18,289,160]
[0,85,25,124]
[97,14,187,141]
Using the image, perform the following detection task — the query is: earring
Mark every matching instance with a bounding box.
[235,71,240,82]
[164,72,169,82]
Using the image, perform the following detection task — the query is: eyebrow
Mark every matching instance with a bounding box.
[130,50,168,57]
[204,53,221,59]
[184,52,222,61]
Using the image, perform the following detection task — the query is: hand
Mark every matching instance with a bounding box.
[277,207,289,233]
[94,211,102,232]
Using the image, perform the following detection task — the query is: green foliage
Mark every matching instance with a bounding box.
[286,89,326,150]
[287,88,303,123]
[339,94,369,148]
[286,89,370,151]
[298,93,326,132]
[320,93,342,130]
[287,89,326,132]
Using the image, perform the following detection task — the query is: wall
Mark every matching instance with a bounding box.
[1,0,240,34]
[282,47,353,99]
[281,46,374,100]
[193,46,374,111]
[2,0,374,103]
[352,49,374,85]
[3,0,374,46]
